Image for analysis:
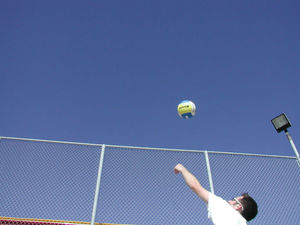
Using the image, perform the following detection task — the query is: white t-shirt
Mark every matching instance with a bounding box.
[207,193,247,225]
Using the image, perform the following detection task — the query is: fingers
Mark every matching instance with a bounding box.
[174,168,180,174]
[174,163,184,174]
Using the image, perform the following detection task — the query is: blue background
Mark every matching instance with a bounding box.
[1,0,300,157]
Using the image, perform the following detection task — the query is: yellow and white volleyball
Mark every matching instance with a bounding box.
[177,100,196,119]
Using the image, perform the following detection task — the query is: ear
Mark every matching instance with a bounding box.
[235,204,243,212]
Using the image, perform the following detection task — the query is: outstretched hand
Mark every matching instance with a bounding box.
[174,163,185,174]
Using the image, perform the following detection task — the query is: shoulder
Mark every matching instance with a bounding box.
[208,193,247,225]
[208,193,227,208]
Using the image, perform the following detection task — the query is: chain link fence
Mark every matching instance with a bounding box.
[0,138,101,221]
[1,137,299,224]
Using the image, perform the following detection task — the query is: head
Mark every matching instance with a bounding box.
[228,193,258,221]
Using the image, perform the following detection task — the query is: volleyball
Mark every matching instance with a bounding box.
[177,100,196,119]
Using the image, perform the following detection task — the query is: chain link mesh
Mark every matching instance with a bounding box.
[1,138,299,224]
[208,153,300,224]
[96,146,209,225]
[0,139,101,222]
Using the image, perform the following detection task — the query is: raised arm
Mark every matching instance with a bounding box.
[174,164,209,203]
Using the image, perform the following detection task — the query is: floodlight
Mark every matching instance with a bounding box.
[271,113,291,133]
[271,113,300,167]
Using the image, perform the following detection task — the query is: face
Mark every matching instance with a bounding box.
[228,196,244,212]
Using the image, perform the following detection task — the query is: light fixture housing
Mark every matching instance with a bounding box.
[271,113,291,133]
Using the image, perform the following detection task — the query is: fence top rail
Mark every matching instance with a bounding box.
[0,136,102,147]
[0,136,295,159]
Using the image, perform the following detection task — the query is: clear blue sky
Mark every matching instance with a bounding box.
[1,0,300,156]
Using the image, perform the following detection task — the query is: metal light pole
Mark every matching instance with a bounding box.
[271,113,300,167]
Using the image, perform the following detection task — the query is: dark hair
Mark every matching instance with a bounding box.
[240,193,258,221]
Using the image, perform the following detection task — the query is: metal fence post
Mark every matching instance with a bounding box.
[284,130,300,167]
[204,151,214,194]
[90,144,106,225]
